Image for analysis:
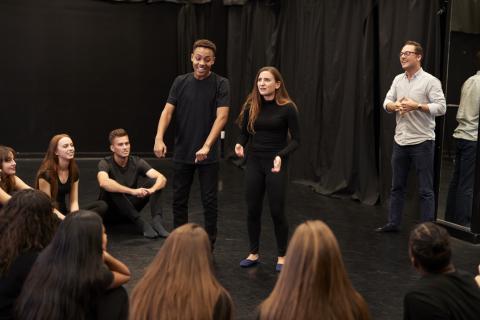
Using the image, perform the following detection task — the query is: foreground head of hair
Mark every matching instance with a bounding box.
[16,210,107,320]
[130,223,232,320]
[409,222,451,274]
[0,189,58,275]
[259,220,370,320]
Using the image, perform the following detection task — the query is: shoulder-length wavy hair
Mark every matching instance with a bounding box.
[130,223,233,320]
[16,210,107,320]
[35,134,79,203]
[259,220,370,320]
[237,66,297,134]
[0,189,59,275]
[0,145,17,193]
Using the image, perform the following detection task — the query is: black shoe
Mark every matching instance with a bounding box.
[375,224,400,233]
[152,215,170,238]
[135,218,158,239]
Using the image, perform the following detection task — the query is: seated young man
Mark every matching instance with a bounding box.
[97,128,168,239]
[404,222,480,320]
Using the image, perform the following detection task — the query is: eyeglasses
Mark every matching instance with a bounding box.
[399,51,417,57]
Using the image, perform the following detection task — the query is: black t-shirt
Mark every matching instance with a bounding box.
[167,72,230,164]
[237,99,300,158]
[38,171,79,213]
[0,251,38,320]
[98,156,151,189]
[404,270,480,320]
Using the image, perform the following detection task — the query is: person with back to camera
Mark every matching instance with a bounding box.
[154,39,230,249]
[0,146,32,208]
[36,134,108,219]
[0,189,60,320]
[404,222,480,319]
[235,66,300,272]
[97,128,169,239]
[258,220,370,320]
[130,223,233,320]
[16,210,131,320]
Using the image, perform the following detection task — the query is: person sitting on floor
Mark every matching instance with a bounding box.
[0,189,60,320]
[16,210,130,320]
[0,146,32,208]
[130,223,233,320]
[258,220,370,320]
[404,222,480,320]
[97,128,168,239]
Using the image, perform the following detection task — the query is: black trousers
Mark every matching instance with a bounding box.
[172,162,219,245]
[81,200,108,217]
[246,154,289,257]
[99,178,163,222]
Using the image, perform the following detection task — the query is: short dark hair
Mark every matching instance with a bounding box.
[193,39,216,55]
[409,222,451,273]
[404,40,423,56]
[108,128,128,144]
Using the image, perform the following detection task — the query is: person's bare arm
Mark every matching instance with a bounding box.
[69,180,80,212]
[97,172,148,197]
[154,103,176,158]
[103,251,131,288]
[195,106,229,162]
[145,168,167,194]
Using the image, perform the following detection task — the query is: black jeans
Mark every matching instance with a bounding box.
[245,154,289,257]
[100,178,163,222]
[173,162,219,245]
[388,141,435,226]
[445,138,477,225]
[81,200,108,217]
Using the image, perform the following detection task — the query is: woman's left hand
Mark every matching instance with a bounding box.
[271,156,282,173]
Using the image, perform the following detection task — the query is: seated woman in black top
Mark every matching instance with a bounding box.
[0,189,59,320]
[235,66,300,271]
[0,146,31,206]
[17,210,131,320]
[36,134,107,217]
[130,223,233,320]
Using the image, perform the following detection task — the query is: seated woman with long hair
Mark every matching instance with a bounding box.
[0,189,59,320]
[36,134,107,218]
[130,223,233,320]
[258,220,370,320]
[0,146,31,207]
[16,210,131,320]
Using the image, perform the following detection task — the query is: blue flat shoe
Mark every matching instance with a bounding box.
[275,263,283,272]
[240,258,259,268]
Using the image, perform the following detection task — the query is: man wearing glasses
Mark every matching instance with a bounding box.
[376,40,446,232]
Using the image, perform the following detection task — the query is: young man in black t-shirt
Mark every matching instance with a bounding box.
[154,39,230,247]
[98,128,169,239]
[404,222,480,320]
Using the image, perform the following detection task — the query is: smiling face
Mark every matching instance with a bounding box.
[1,151,16,176]
[399,44,421,72]
[110,135,131,159]
[257,70,281,100]
[55,137,75,161]
[191,47,215,80]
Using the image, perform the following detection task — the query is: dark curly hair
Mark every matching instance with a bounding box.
[0,189,59,275]
[409,222,451,273]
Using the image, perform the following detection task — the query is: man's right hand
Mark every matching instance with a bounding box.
[130,188,149,198]
[154,139,167,158]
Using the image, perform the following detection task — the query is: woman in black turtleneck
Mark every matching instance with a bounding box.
[235,66,300,272]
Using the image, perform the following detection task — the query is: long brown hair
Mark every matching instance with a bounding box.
[130,223,233,320]
[0,146,17,193]
[35,134,79,204]
[237,66,296,133]
[0,189,59,276]
[259,220,370,320]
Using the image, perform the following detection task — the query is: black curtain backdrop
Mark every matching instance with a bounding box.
[0,0,448,205]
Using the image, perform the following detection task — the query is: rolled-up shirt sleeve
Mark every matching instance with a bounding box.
[426,78,447,116]
[383,77,398,112]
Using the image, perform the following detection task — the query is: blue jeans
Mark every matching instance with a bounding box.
[445,138,477,225]
[388,140,435,226]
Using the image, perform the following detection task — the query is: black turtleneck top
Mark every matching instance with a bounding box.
[237,99,300,158]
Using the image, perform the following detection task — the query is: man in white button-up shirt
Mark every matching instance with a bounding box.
[445,51,480,226]
[376,41,446,232]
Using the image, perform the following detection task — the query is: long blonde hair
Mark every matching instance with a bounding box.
[259,220,370,320]
[237,66,296,133]
[130,223,233,320]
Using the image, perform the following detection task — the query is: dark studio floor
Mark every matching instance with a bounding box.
[15,158,480,320]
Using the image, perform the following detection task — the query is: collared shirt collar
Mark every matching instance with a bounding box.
[403,67,424,80]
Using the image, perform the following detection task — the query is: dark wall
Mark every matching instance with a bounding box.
[0,0,179,155]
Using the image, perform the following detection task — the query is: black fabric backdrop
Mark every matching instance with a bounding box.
[0,0,448,205]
